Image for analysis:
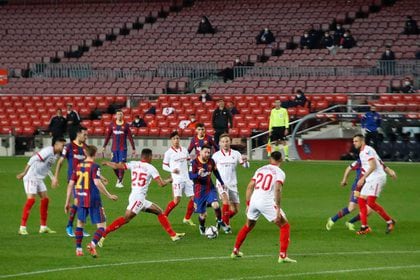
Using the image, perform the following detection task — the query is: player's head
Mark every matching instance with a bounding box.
[352,134,365,150]
[199,145,211,162]
[141,148,153,163]
[274,100,281,109]
[53,138,66,153]
[195,123,205,137]
[170,131,180,147]
[84,144,97,158]
[115,110,123,121]
[56,108,62,116]
[269,151,282,165]
[76,126,88,143]
[219,133,231,150]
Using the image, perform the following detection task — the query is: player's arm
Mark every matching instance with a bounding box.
[187,139,194,154]
[228,110,233,128]
[274,181,283,210]
[64,180,75,214]
[245,179,255,207]
[189,161,200,180]
[268,110,274,134]
[384,166,397,179]
[16,164,31,180]
[52,156,65,187]
[356,158,376,190]
[284,109,289,135]
[94,178,118,201]
[126,125,136,155]
[100,125,112,152]
[100,175,109,186]
[340,165,353,187]
[102,161,126,170]
[154,176,173,187]
[213,168,225,186]
[17,152,42,179]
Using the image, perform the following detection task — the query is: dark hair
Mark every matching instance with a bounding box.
[141,148,153,158]
[85,145,97,157]
[353,134,364,140]
[77,126,87,133]
[170,131,179,139]
[54,138,66,144]
[115,110,123,114]
[196,123,205,129]
[201,144,211,151]
[270,151,282,161]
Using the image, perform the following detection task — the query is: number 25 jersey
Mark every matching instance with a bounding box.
[123,161,160,196]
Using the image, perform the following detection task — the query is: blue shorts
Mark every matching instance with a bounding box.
[349,183,358,203]
[112,150,127,163]
[194,189,218,214]
[77,206,106,224]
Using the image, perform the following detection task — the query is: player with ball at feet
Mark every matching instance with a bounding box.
[231,151,296,264]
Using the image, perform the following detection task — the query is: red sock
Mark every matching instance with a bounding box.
[158,214,176,237]
[234,224,252,251]
[279,223,290,258]
[184,198,195,220]
[104,216,126,237]
[164,201,177,217]
[222,204,230,225]
[229,210,236,218]
[367,196,391,222]
[40,198,49,226]
[21,198,36,227]
[358,197,368,226]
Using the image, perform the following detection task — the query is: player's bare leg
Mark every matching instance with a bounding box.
[19,193,36,235]
[183,196,196,226]
[274,214,296,263]
[231,219,256,258]
[146,203,185,241]
[38,191,56,234]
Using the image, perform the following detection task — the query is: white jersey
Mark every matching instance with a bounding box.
[359,145,386,181]
[251,164,285,201]
[212,149,247,186]
[162,146,191,184]
[124,161,160,196]
[24,146,58,180]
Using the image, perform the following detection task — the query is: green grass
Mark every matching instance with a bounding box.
[1,157,419,279]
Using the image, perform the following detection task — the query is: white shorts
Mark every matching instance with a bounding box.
[172,180,194,197]
[247,197,286,222]
[127,192,153,215]
[24,178,47,194]
[361,176,386,197]
[216,183,240,204]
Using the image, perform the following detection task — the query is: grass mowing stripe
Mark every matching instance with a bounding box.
[1,250,419,279]
[220,264,420,280]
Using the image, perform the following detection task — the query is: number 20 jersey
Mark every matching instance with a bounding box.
[123,161,160,196]
[251,164,285,201]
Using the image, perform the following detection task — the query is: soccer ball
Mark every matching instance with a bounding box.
[205,226,218,239]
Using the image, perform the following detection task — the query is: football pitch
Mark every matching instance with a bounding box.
[0,157,419,279]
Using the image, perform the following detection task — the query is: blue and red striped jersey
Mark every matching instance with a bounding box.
[190,158,217,198]
[61,141,87,181]
[103,121,135,152]
[188,134,218,154]
[71,161,102,208]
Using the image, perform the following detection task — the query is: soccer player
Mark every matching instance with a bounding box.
[53,126,91,237]
[187,123,218,155]
[100,110,136,188]
[17,138,66,235]
[189,145,230,235]
[268,100,289,160]
[231,151,296,264]
[162,131,196,226]
[97,148,185,247]
[65,145,118,257]
[352,134,396,235]
[212,133,249,228]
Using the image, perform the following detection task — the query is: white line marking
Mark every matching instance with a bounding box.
[221,265,420,280]
[0,250,419,279]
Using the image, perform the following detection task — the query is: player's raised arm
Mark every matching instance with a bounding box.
[102,161,126,170]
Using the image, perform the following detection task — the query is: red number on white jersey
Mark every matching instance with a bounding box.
[254,172,273,191]
[132,171,147,187]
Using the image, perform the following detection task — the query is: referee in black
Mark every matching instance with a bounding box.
[212,99,233,145]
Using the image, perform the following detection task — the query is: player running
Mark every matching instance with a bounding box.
[53,127,91,237]
[212,133,249,229]
[100,110,136,188]
[189,145,230,235]
[352,134,396,235]
[231,151,296,264]
[64,145,118,257]
[98,148,185,247]
[188,123,218,155]
[17,138,66,235]
[162,131,196,226]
